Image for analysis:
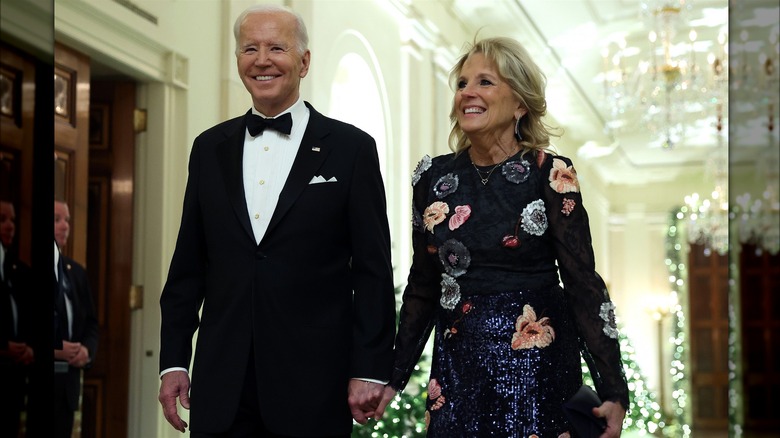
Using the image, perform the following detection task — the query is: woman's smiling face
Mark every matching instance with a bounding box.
[454,52,525,140]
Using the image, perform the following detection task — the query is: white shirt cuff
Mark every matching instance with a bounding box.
[352,377,388,385]
[160,367,188,379]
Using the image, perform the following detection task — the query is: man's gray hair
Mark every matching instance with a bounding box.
[233,4,309,56]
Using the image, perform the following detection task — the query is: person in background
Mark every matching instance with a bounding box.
[378,37,629,437]
[157,4,396,437]
[53,199,99,438]
[0,199,33,438]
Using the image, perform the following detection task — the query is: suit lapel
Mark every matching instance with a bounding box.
[264,104,332,239]
[216,112,255,242]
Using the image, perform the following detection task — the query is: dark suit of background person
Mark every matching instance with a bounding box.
[54,200,99,438]
[158,5,396,438]
[0,200,34,438]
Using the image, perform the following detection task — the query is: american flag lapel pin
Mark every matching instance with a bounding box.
[311,146,321,152]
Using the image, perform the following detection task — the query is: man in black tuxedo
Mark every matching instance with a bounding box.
[0,200,33,438]
[158,4,396,437]
[53,199,99,438]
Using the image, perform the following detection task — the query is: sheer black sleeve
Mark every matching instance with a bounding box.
[389,156,441,391]
[540,152,629,410]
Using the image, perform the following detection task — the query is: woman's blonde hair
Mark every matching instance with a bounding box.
[448,37,560,155]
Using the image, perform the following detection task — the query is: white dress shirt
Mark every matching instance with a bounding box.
[53,243,73,339]
[243,98,310,244]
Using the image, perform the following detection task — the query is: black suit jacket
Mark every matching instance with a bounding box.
[55,256,99,411]
[159,102,396,435]
[0,250,32,435]
[1,249,32,350]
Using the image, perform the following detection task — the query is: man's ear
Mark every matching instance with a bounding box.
[300,50,311,78]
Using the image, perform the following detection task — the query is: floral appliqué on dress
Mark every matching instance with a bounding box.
[549,158,580,193]
[412,155,432,187]
[501,159,532,184]
[440,274,461,310]
[434,173,459,199]
[428,378,446,410]
[511,304,555,350]
[444,302,473,339]
[448,204,471,231]
[425,378,446,430]
[423,201,449,233]
[600,300,619,339]
[561,198,576,216]
[439,239,471,277]
[521,199,548,236]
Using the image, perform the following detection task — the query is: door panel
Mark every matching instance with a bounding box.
[687,244,728,433]
[82,79,135,438]
[0,43,35,264]
[54,44,134,438]
[54,42,90,264]
[740,245,780,434]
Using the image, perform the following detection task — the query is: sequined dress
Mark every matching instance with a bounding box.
[390,150,629,437]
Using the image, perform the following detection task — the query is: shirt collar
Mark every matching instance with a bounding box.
[251,97,306,126]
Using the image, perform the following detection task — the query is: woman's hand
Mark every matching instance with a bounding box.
[593,400,626,438]
[374,385,399,420]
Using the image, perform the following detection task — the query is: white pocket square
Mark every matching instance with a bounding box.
[309,175,338,184]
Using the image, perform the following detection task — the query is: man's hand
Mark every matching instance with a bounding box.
[347,379,384,424]
[67,345,90,368]
[159,370,191,433]
[54,340,82,362]
[593,400,626,438]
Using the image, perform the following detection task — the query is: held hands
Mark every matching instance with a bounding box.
[376,385,397,418]
[592,400,626,438]
[54,340,89,367]
[159,370,191,433]
[347,379,398,424]
[348,379,384,424]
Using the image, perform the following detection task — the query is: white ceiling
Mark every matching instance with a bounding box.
[446,0,778,186]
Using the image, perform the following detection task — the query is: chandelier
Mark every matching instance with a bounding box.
[600,0,728,149]
[732,28,780,256]
[681,122,728,256]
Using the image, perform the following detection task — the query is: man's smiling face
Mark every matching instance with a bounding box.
[236,11,310,117]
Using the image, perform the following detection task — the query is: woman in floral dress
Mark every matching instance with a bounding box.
[379,37,629,437]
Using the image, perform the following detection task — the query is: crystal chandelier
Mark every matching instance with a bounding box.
[733,92,780,257]
[600,0,728,149]
[731,19,780,256]
[682,119,728,256]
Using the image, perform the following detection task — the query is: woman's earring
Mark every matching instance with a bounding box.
[514,117,523,141]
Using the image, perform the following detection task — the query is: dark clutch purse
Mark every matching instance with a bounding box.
[562,385,607,438]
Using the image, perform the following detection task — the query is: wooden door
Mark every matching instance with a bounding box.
[54,42,90,264]
[0,43,36,264]
[54,44,134,438]
[739,244,780,435]
[79,80,135,438]
[687,244,729,433]
[1,39,36,438]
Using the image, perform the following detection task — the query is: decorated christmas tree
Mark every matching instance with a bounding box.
[605,325,667,436]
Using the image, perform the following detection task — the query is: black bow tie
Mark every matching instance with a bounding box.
[246,112,292,136]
